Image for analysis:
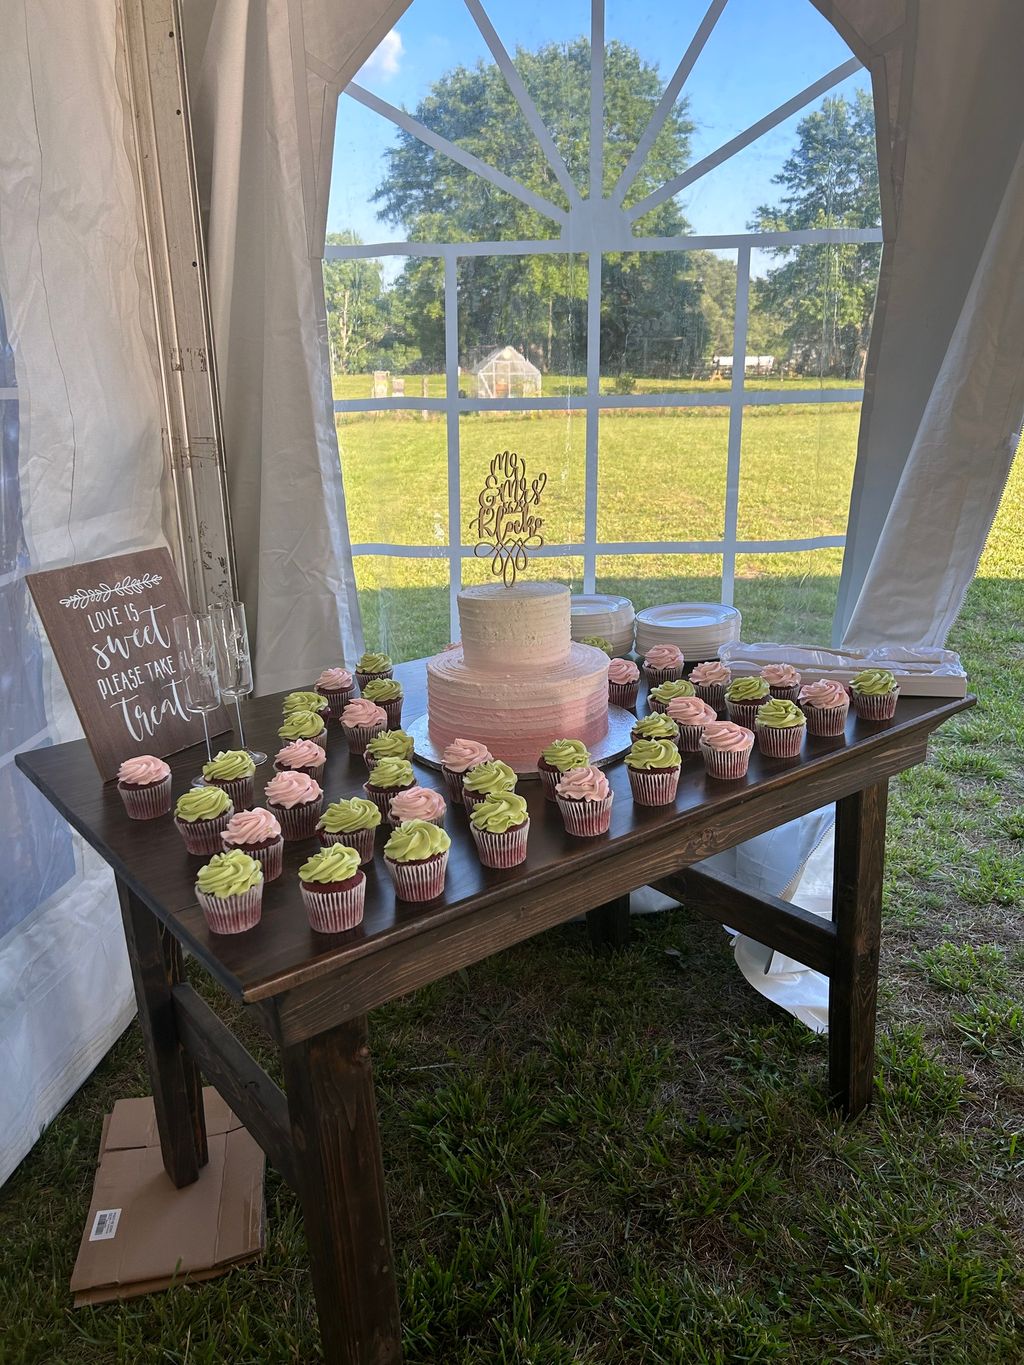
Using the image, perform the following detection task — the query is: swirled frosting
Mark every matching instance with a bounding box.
[850,669,897,695]
[644,645,684,669]
[275,739,325,770]
[315,668,352,690]
[756,698,806,729]
[650,678,696,703]
[117,755,170,785]
[760,663,801,687]
[175,786,232,822]
[341,699,388,730]
[469,791,529,833]
[221,807,282,846]
[282,690,328,715]
[366,729,414,761]
[799,679,849,709]
[666,696,717,727]
[441,738,493,773]
[264,770,322,808]
[299,843,361,886]
[581,636,613,655]
[389,786,447,824]
[366,757,414,790]
[725,677,770,703]
[701,721,755,752]
[625,739,681,770]
[690,660,731,685]
[196,850,262,898]
[278,710,325,740]
[357,652,392,673]
[608,658,640,685]
[633,713,680,740]
[318,797,381,833]
[362,678,403,703]
[202,749,255,781]
[540,738,591,772]
[384,819,451,862]
[462,759,517,795]
[555,765,611,802]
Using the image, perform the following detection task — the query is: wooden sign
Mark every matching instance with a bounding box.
[27,548,229,781]
[470,449,547,587]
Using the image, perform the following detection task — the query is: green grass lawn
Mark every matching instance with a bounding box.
[1,445,1021,1362]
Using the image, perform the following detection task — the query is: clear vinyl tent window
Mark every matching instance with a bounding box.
[326,0,883,657]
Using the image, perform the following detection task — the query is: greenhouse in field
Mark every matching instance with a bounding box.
[470,345,542,398]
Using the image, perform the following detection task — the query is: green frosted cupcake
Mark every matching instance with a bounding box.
[462,758,517,808]
[298,842,366,933]
[317,795,381,863]
[363,757,415,819]
[849,669,899,721]
[648,678,696,714]
[174,784,234,855]
[282,690,329,717]
[537,738,591,800]
[624,738,681,807]
[754,698,806,757]
[355,651,393,688]
[468,791,530,868]
[278,707,328,751]
[631,712,680,744]
[201,748,256,809]
[383,819,452,901]
[364,728,414,771]
[580,636,614,655]
[361,676,403,727]
[195,849,263,934]
[724,676,771,727]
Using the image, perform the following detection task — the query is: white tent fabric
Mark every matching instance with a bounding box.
[0,0,166,1183]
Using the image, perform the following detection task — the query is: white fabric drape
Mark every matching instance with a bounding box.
[0,0,165,1184]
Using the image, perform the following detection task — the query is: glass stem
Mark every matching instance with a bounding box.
[201,710,212,763]
[233,694,246,750]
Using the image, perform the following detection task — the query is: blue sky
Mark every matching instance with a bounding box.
[327,0,868,260]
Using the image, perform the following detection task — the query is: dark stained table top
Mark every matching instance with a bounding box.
[17,661,972,1005]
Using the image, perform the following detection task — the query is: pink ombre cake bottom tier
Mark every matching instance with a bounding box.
[426,642,610,772]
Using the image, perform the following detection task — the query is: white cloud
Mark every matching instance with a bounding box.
[358,29,404,82]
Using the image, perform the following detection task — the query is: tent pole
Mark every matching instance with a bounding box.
[119,0,237,612]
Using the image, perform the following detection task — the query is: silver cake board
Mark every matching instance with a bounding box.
[406,705,637,779]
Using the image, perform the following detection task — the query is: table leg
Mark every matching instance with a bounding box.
[281,1016,402,1365]
[116,878,208,1186]
[587,894,632,951]
[829,781,888,1117]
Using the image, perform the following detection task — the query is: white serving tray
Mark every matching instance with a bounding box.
[719,643,969,698]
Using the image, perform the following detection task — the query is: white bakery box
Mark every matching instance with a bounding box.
[719,643,969,698]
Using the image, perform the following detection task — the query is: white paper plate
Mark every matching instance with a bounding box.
[570,593,635,657]
[635,601,741,660]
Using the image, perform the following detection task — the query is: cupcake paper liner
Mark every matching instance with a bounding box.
[226,836,284,882]
[309,726,329,753]
[385,851,449,902]
[470,820,530,868]
[693,682,726,714]
[643,664,685,686]
[538,766,561,802]
[118,774,172,820]
[608,680,640,711]
[647,696,671,715]
[319,825,377,864]
[675,722,710,754]
[725,699,768,729]
[301,878,366,933]
[364,782,413,820]
[442,766,468,805]
[356,668,392,690]
[196,885,263,935]
[275,755,326,783]
[462,784,493,809]
[699,739,753,781]
[379,698,403,729]
[270,797,323,841]
[627,766,680,807]
[801,700,850,737]
[556,794,613,837]
[755,721,806,759]
[205,774,254,810]
[851,687,899,721]
[316,684,353,717]
[343,721,386,754]
[767,684,802,702]
[175,810,234,855]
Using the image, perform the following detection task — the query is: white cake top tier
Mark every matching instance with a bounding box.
[458,581,571,671]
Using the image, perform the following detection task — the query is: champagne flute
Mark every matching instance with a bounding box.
[211,600,266,764]
[173,612,222,782]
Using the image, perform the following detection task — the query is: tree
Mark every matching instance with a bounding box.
[323,230,389,374]
[750,90,881,379]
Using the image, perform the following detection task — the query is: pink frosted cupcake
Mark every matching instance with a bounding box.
[643,644,685,686]
[468,792,530,868]
[608,657,640,710]
[555,765,613,837]
[317,796,381,864]
[201,749,256,809]
[264,769,323,841]
[340,699,389,754]
[440,738,492,805]
[274,738,326,782]
[798,679,850,736]
[363,757,416,820]
[388,785,446,828]
[648,677,696,715]
[361,677,403,730]
[314,667,354,716]
[699,721,755,780]
[624,739,681,807]
[724,677,771,728]
[195,850,263,935]
[760,663,802,702]
[689,660,731,713]
[116,755,172,819]
[383,820,451,901]
[754,699,807,758]
[174,785,234,855]
[298,843,366,933]
[666,695,718,752]
[221,806,284,882]
[849,669,900,721]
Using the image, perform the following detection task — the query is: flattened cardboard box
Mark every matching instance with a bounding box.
[71,1088,265,1306]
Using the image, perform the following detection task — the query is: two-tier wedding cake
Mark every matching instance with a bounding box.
[426,582,609,770]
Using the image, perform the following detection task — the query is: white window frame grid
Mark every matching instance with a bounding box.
[328,0,884,638]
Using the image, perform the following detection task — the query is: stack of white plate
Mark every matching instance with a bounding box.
[634,602,741,662]
[570,594,635,657]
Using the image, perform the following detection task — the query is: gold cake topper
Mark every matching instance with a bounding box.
[471,450,546,587]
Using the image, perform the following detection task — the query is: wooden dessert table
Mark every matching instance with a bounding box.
[17,661,971,1364]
